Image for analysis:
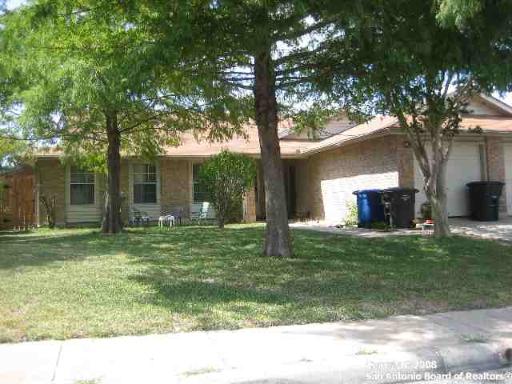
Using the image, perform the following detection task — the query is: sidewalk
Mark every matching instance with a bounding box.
[1,307,511,384]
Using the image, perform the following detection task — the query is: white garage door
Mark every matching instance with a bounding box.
[415,142,483,217]
[505,144,512,216]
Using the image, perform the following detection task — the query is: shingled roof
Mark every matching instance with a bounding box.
[35,94,512,159]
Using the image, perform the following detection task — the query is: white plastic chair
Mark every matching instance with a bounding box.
[191,202,210,225]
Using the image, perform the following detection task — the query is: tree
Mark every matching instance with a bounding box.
[199,151,256,229]
[436,0,484,27]
[435,1,512,90]
[0,135,26,169]
[321,0,510,236]
[3,0,246,233]
[127,0,346,256]
[0,2,27,169]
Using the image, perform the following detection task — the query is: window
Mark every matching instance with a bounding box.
[70,167,95,205]
[193,163,209,203]
[133,164,157,204]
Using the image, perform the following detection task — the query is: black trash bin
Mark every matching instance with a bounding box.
[352,189,384,228]
[466,181,505,221]
[380,188,418,228]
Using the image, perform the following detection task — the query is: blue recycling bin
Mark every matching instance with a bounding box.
[352,189,385,228]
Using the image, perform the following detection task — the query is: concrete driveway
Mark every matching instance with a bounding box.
[450,217,512,242]
[291,217,512,242]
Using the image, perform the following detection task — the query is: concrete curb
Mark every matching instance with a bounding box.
[181,341,512,384]
[434,342,510,374]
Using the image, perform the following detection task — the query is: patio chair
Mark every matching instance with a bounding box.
[158,207,184,229]
[190,202,210,225]
[158,213,175,229]
[130,207,151,226]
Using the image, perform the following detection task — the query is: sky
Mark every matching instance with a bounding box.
[497,92,512,106]
[4,0,512,106]
[5,0,24,10]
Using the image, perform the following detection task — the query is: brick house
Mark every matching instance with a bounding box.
[34,94,512,226]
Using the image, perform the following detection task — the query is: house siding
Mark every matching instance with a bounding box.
[32,130,509,225]
[64,165,103,224]
[301,135,402,223]
[36,159,66,226]
[34,157,257,225]
[466,99,504,116]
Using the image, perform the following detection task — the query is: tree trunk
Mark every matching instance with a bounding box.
[253,48,292,257]
[218,203,225,229]
[403,122,452,238]
[427,158,450,237]
[101,111,122,234]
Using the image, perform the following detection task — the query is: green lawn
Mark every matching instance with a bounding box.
[0,225,511,343]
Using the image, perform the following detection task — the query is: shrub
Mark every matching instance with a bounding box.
[369,221,389,230]
[344,200,358,226]
[40,194,56,229]
[199,151,256,228]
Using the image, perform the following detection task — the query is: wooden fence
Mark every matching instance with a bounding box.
[0,167,35,230]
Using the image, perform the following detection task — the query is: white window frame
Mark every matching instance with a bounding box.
[192,162,209,203]
[132,163,158,204]
[69,167,96,206]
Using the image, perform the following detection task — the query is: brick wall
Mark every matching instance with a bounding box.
[35,157,259,225]
[298,135,403,222]
[485,137,507,212]
[160,159,192,217]
[397,140,415,188]
[36,159,66,226]
[486,137,505,181]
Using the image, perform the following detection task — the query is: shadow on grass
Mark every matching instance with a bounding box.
[0,228,131,269]
[2,225,512,332]
[124,226,512,324]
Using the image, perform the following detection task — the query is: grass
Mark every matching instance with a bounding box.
[0,224,511,343]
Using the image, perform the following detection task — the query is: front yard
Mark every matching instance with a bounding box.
[0,225,511,343]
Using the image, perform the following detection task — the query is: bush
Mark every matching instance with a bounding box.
[369,221,389,230]
[199,151,256,228]
[40,194,57,229]
[344,200,358,226]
